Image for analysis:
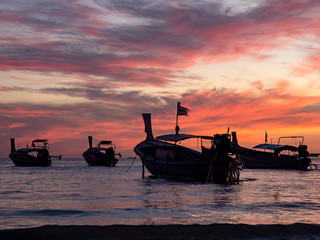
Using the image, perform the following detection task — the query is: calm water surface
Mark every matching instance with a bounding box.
[0,157,320,229]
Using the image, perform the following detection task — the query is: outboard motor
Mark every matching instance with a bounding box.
[10,138,16,153]
[214,134,231,158]
[88,136,93,149]
[106,147,115,159]
[298,145,309,158]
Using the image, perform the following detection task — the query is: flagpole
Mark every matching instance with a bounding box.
[175,102,180,134]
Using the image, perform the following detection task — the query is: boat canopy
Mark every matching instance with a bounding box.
[253,143,298,153]
[253,143,285,150]
[32,139,48,143]
[100,141,112,145]
[156,134,214,142]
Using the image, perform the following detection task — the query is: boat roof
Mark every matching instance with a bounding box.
[253,143,286,150]
[32,139,48,143]
[100,141,112,145]
[156,134,214,142]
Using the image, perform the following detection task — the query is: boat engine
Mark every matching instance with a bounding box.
[298,145,309,158]
[214,134,231,158]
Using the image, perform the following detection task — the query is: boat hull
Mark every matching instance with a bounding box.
[237,147,311,169]
[9,151,51,167]
[82,150,118,166]
[134,140,232,183]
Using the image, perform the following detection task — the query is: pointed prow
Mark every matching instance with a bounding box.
[88,136,93,148]
[142,113,154,140]
[10,138,16,153]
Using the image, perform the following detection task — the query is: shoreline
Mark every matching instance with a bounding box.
[1,223,320,240]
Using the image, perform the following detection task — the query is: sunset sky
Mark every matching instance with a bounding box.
[1,0,320,158]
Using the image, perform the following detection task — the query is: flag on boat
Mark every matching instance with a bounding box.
[177,102,190,116]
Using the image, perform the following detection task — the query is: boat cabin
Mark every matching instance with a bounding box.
[154,133,232,161]
[30,139,49,150]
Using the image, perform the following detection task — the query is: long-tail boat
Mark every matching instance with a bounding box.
[9,138,61,167]
[232,133,318,170]
[134,112,242,183]
[82,136,121,166]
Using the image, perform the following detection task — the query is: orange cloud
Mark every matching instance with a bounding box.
[1,83,320,157]
[1,1,320,157]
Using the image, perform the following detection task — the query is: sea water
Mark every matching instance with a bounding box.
[0,157,320,230]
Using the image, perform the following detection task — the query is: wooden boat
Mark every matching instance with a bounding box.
[232,133,318,170]
[82,136,121,166]
[134,113,242,183]
[9,138,61,167]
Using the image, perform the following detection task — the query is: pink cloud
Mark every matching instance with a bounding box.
[0,86,21,92]
[1,0,320,85]
[8,123,26,129]
[292,51,320,77]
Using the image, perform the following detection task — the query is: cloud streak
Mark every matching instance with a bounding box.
[1,1,320,81]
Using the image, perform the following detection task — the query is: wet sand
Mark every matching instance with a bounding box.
[1,223,320,240]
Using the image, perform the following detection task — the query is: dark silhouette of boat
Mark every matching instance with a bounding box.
[232,133,318,170]
[82,136,121,166]
[134,113,242,183]
[9,138,61,167]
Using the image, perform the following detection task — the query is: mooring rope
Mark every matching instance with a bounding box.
[206,159,214,183]
[124,155,137,173]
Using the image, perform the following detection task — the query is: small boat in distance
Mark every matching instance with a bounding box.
[134,113,242,183]
[232,133,318,170]
[82,136,121,166]
[9,138,61,167]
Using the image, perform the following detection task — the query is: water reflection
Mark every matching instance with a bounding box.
[136,177,245,224]
[1,158,320,229]
[273,191,280,201]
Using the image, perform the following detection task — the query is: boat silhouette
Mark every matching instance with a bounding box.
[134,113,242,183]
[232,133,318,170]
[82,136,121,166]
[9,138,61,167]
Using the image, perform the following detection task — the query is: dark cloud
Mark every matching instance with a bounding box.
[294,102,320,114]
[1,0,320,84]
[39,87,174,110]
